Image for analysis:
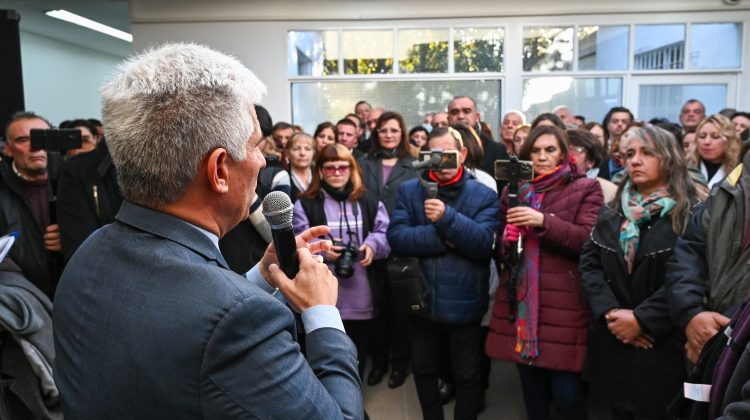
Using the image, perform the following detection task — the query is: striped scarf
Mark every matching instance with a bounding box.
[619,181,675,273]
[514,163,571,359]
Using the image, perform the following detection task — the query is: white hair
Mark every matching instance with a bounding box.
[101,43,266,207]
[503,109,527,124]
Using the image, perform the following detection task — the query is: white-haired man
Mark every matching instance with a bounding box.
[499,110,525,154]
[553,105,575,126]
[53,43,363,419]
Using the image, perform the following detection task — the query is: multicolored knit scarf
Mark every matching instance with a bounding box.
[619,180,675,273]
[514,163,571,359]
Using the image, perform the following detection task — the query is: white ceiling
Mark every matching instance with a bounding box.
[130,0,747,22]
[1,0,746,59]
[1,0,131,57]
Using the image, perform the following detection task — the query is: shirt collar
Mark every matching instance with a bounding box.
[182,221,220,252]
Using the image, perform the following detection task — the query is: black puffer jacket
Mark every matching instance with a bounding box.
[580,205,685,418]
[0,162,62,298]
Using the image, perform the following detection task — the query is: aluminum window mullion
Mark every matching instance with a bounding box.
[448,27,455,73]
[338,28,344,76]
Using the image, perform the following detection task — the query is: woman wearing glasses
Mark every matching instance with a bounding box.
[687,114,742,189]
[358,111,418,388]
[293,143,391,385]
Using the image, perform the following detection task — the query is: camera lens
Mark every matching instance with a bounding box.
[335,241,359,279]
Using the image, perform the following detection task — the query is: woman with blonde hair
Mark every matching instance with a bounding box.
[285,132,315,201]
[687,114,742,188]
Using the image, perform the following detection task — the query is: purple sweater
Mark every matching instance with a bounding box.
[293,192,390,320]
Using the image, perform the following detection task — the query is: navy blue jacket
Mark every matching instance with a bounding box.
[387,176,499,323]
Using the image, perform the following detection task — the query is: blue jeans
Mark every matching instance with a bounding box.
[516,364,588,420]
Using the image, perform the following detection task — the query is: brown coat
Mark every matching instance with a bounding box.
[485,174,603,372]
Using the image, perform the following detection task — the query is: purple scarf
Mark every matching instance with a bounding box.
[514,163,571,359]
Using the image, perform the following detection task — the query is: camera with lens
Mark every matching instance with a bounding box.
[333,240,359,279]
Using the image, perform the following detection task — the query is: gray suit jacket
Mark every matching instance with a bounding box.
[53,201,362,419]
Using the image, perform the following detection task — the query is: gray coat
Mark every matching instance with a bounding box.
[666,155,750,329]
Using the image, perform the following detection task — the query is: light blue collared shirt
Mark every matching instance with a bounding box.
[186,221,345,334]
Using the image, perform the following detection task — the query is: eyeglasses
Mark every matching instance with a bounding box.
[378,128,401,135]
[321,164,351,175]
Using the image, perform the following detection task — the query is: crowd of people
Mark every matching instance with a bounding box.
[3,43,750,419]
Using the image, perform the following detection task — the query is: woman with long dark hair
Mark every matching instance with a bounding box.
[358,111,418,388]
[313,121,337,152]
[580,125,704,419]
[486,125,603,420]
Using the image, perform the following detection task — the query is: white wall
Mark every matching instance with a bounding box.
[133,10,750,125]
[133,22,289,123]
[20,31,127,125]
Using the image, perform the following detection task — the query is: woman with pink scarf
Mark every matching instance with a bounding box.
[486,125,603,420]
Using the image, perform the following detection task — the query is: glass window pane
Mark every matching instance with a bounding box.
[578,26,629,71]
[690,23,742,69]
[397,29,449,73]
[342,30,393,74]
[634,24,685,70]
[523,26,574,72]
[291,80,501,133]
[523,77,622,124]
[453,27,505,73]
[287,31,338,76]
[638,84,727,123]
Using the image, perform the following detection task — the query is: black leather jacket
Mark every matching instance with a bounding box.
[0,161,62,298]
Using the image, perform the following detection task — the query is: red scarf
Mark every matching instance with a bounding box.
[428,165,464,187]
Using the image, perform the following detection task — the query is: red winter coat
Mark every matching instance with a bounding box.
[485,174,603,372]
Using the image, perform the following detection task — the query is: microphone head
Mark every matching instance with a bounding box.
[262,191,294,227]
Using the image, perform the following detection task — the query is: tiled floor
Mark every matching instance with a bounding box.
[364,359,611,419]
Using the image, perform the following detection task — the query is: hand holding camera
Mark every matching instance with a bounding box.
[329,237,361,279]
[424,199,446,223]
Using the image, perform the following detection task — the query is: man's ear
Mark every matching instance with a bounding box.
[206,148,230,194]
[459,147,468,164]
[4,142,12,158]
[476,112,482,123]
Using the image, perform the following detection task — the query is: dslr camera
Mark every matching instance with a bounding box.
[332,240,359,279]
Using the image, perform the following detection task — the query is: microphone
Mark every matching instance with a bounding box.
[262,191,299,278]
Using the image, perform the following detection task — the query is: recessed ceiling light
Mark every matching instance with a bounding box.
[45,9,132,43]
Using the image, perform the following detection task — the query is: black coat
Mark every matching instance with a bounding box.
[57,141,122,261]
[358,155,417,214]
[580,205,685,418]
[0,162,64,299]
[478,131,508,184]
